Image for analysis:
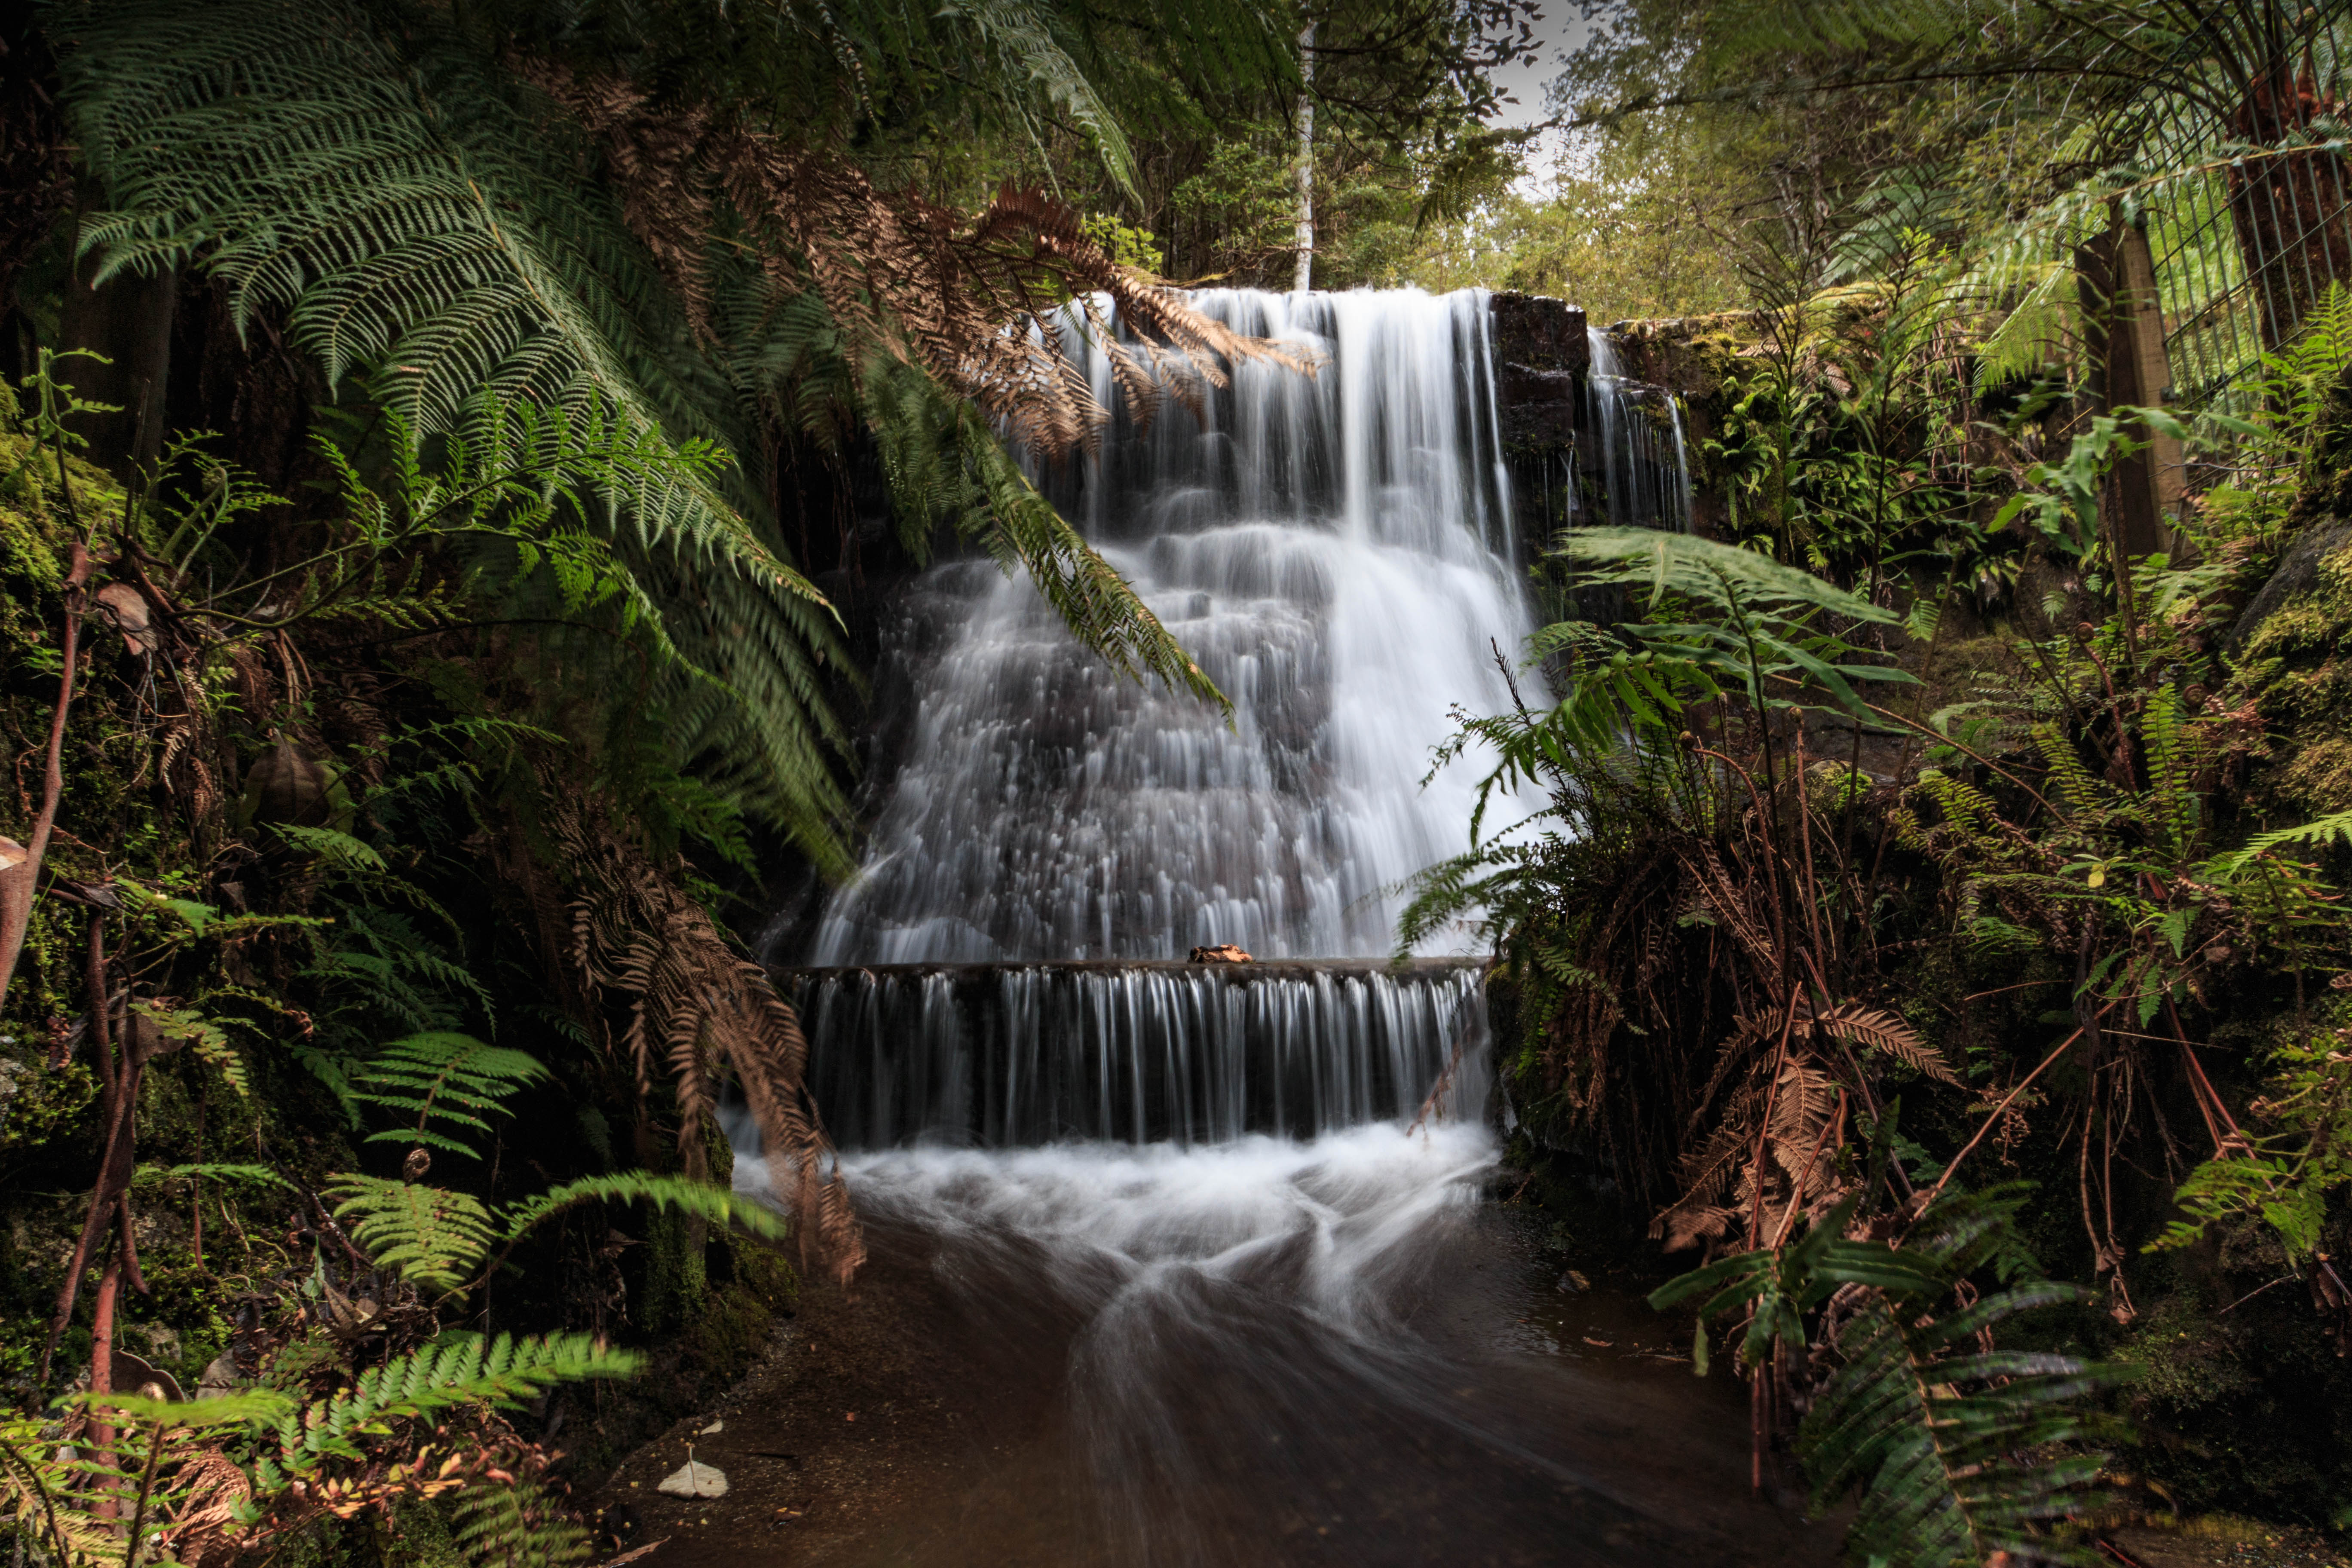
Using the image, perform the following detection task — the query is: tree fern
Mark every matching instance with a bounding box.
[936,0,1141,198]
[352,1033,551,1159]
[54,0,855,847]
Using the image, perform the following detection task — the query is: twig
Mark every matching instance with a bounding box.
[1861,699,2057,816]
[0,544,93,1009]
[1920,1007,2113,1212]
[1407,1016,1479,1136]
[2220,1276,2298,1314]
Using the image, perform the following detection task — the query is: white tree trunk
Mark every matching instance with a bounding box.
[1292,19,1316,294]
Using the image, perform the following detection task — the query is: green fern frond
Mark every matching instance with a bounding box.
[132,1162,293,1191]
[328,1174,496,1290]
[260,1332,639,1479]
[2030,724,2108,816]
[1556,527,1901,625]
[1801,1280,2119,1566]
[352,1032,550,1158]
[128,1001,250,1096]
[55,0,854,850]
[2206,809,2352,875]
[936,0,1140,198]
[500,1171,792,1245]
[2139,688,2202,854]
[956,413,1227,710]
[452,1478,595,1568]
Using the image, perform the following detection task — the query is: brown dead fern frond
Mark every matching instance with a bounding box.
[1813,1002,1960,1086]
[541,786,864,1285]
[524,62,1313,463]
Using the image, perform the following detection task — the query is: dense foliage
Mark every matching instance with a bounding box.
[0,0,1529,1560]
[1403,0,2352,1556]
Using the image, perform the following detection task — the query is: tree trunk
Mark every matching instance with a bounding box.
[2076,220,2185,562]
[2228,62,2352,355]
[55,183,176,478]
[1291,19,1316,294]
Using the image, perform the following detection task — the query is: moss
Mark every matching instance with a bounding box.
[2278,734,2352,812]
[682,1274,774,1377]
[643,1207,702,1338]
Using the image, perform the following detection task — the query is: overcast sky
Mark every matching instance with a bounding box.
[1483,6,1597,189]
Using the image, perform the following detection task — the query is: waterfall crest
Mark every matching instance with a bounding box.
[808,288,1531,966]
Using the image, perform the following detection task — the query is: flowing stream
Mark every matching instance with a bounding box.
[761,291,1817,1565]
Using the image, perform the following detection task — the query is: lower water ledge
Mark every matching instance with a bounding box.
[781,957,1491,1149]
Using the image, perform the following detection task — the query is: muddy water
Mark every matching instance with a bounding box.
[624,1125,1830,1567]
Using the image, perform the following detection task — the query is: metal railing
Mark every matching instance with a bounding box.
[2136,29,2352,412]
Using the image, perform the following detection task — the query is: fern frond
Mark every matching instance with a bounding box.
[451,1478,595,1568]
[2206,808,2352,874]
[327,1174,496,1291]
[352,1032,550,1158]
[1815,1004,1960,1086]
[129,1001,251,1096]
[1555,527,1901,625]
[1801,1281,2119,1566]
[2030,724,2108,815]
[132,1162,293,1191]
[55,0,854,848]
[2140,687,2203,854]
[260,1332,639,1479]
[956,407,1226,709]
[936,0,1139,197]
[501,1171,792,1244]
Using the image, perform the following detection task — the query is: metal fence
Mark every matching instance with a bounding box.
[2138,28,2352,412]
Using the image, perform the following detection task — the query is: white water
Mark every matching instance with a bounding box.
[733,294,1827,1565]
[836,1124,1503,1562]
[793,961,1487,1149]
[808,288,1531,964]
[1586,326,1693,533]
[841,1122,1498,1336]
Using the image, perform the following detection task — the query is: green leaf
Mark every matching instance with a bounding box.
[501,1170,792,1244]
[353,1033,549,1159]
[327,1174,496,1292]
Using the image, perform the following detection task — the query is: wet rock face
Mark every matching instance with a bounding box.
[1488,292,1590,377]
[1486,292,1590,566]
[1487,292,1589,457]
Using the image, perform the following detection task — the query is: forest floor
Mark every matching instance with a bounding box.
[587,1237,1028,1565]
[2099,1524,2350,1568]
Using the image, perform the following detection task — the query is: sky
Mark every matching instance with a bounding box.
[1483,6,1598,193]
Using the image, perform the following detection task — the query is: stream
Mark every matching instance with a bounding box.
[617,1117,1828,1566]
[628,289,1812,1563]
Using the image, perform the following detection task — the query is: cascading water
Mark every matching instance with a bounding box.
[748,292,1820,1566]
[808,288,1528,966]
[795,959,1487,1149]
[1585,326,1694,532]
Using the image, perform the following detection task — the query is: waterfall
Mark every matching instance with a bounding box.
[729,293,1824,1566]
[1585,327,1693,532]
[793,959,1486,1149]
[808,288,1531,966]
